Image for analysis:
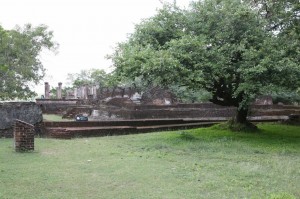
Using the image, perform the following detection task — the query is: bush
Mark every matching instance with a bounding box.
[271,91,300,105]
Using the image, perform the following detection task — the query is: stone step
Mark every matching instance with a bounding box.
[45,122,218,139]
[43,118,229,128]
[44,116,289,139]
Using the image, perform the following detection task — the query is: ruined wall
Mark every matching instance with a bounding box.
[90,103,300,120]
[36,99,78,114]
[64,85,138,100]
[0,102,43,138]
[141,87,176,105]
[110,107,236,119]
[254,95,273,105]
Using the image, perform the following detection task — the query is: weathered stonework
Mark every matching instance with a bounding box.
[57,82,62,99]
[45,82,50,99]
[255,95,273,105]
[36,99,78,114]
[141,87,176,105]
[14,120,34,152]
[0,102,42,138]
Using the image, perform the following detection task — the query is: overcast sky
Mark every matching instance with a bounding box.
[0,0,191,94]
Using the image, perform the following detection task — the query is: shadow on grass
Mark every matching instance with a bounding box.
[164,123,300,152]
[254,124,300,146]
[177,131,199,141]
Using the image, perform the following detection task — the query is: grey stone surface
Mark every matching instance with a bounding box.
[0,102,42,130]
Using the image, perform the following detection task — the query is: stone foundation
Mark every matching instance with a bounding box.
[14,120,34,152]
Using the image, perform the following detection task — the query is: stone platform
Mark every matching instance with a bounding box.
[43,116,288,139]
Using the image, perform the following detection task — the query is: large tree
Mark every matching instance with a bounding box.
[0,24,58,100]
[110,0,300,124]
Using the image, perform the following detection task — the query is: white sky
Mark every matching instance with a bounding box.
[0,0,191,94]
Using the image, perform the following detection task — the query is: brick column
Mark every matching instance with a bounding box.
[14,120,35,152]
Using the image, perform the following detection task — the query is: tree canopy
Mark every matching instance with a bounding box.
[109,0,300,123]
[0,24,58,100]
[66,68,114,88]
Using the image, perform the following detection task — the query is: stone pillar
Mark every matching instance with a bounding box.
[76,88,80,99]
[74,88,77,99]
[14,120,34,152]
[83,85,88,99]
[78,86,83,99]
[45,82,50,99]
[57,82,62,99]
[93,85,97,99]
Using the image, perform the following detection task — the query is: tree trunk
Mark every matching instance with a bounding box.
[235,107,248,124]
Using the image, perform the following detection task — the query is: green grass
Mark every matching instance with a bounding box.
[0,123,299,199]
[43,114,72,121]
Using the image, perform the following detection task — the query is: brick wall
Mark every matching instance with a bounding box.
[14,120,34,152]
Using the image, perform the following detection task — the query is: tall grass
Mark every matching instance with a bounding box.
[0,123,299,199]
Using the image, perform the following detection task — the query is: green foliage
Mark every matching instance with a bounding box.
[247,0,300,33]
[260,85,300,104]
[108,4,186,86]
[169,85,211,103]
[49,86,71,99]
[109,0,300,123]
[66,68,112,88]
[49,87,57,99]
[0,24,58,100]
[271,91,300,105]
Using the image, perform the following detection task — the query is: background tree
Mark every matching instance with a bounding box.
[169,85,211,103]
[66,69,110,88]
[109,0,300,125]
[0,24,58,100]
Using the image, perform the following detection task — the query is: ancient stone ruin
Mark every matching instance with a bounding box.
[37,82,176,117]
[0,87,299,140]
[42,82,176,105]
[36,82,300,121]
[0,102,43,138]
[140,87,176,105]
[0,80,299,141]
[255,95,273,105]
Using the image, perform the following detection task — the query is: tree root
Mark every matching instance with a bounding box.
[214,119,259,132]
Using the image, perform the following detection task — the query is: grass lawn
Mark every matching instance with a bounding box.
[43,114,72,122]
[0,123,299,199]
